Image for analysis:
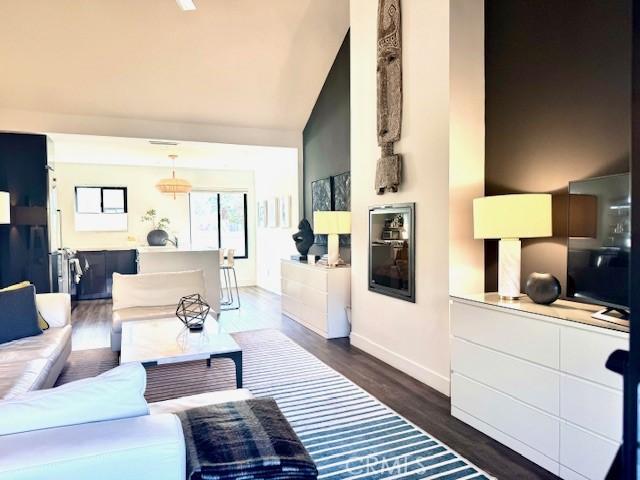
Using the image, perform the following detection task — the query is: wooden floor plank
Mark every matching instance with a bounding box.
[70,287,558,480]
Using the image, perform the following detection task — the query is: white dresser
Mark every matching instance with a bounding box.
[280,259,351,339]
[450,294,628,480]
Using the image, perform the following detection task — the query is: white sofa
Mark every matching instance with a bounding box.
[0,363,253,480]
[111,270,211,352]
[0,293,71,399]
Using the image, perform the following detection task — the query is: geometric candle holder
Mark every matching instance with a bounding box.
[176,293,211,331]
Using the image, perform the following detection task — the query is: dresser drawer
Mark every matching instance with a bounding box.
[560,422,619,480]
[560,327,626,389]
[451,338,560,415]
[281,279,328,315]
[560,375,622,441]
[281,293,301,319]
[451,373,560,461]
[282,293,327,335]
[451,301,560,368]
[281,262,327,292]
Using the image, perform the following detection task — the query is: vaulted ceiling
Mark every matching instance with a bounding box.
[0,0,349,130]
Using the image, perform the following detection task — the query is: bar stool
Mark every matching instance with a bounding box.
[220,248,240,310]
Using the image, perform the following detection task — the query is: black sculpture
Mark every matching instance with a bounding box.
[292,219,314,259]
[525,273,561,305]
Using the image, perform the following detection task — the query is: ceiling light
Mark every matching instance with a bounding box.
[176,0,196,11]
[156,154,192,199]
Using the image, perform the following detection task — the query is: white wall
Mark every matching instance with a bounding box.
[350,0,485,396]
[254,153,300,294]
[449,0,485,296]
[55,163,257,286]
[350,0,452,395]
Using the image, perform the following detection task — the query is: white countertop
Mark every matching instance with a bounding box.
[451,292,629,334]
[70,245,219,253]
[137,246,219,253]
[281,258,351,270]
[70,246,138,251]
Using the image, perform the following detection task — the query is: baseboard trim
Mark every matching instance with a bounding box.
[350,332,451,396]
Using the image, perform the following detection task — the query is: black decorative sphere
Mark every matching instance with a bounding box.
[525,273,561,305]
[176,293,210,331]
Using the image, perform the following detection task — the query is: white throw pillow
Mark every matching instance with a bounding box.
[0,362,149,436]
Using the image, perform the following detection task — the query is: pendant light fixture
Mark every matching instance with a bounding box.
[156,154,192,199]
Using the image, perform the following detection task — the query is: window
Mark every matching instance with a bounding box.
[75,187,127,214]
[74,186,128,232]
[190,191,248,257]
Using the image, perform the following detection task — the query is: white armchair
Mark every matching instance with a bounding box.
[111,270,208,352]
[0,362,253,480]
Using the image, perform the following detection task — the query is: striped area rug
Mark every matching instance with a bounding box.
[58,329,493,479]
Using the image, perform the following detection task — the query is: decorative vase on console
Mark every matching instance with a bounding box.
[141,209,171,247]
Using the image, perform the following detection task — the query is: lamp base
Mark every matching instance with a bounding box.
[499,294,521,301]
[327,234,341,267]
[498,238,521,300]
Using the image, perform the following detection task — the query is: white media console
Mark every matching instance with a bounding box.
[280,259,351,339]
[450,293,628,480]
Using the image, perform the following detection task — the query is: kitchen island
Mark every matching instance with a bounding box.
[137,247,221,314]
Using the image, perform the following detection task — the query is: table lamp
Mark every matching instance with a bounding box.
[313,211,351,266]
[473,194,552,299]
[0,192,10,224]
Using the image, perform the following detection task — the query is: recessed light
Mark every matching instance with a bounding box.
[176,0,196,11]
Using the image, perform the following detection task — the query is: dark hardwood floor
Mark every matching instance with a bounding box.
[71,286,558,480]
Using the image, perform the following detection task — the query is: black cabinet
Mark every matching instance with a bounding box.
[76,250,137,300]
[105,250,137,296]
[76,251,106,300]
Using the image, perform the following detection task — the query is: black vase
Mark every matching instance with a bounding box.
[147,229,169,246]
[525,272,561,305]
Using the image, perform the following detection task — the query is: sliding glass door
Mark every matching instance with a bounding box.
[189,191,248,257]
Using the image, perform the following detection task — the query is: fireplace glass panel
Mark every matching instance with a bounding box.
[369,203,415,302]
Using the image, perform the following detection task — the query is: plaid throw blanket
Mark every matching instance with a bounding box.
[177,398,318,480]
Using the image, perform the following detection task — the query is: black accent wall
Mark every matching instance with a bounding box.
[485,0,631,293]
[0,133,52,293]
[303,31,350,255]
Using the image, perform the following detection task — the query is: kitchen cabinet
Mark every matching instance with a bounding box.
[105,250,137,295]
[76,249,136,300]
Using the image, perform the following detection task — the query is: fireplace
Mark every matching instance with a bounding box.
[368,203,415,302]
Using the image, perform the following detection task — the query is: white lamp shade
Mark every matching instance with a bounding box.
[313,211,351,234]
[473,193,552,239]
[0,192,10,224]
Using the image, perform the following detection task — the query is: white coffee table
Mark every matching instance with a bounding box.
[119,316,243,388]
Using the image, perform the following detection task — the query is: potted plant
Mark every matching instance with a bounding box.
[141,209,171,246]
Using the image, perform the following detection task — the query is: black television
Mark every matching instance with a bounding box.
[567,172,630,324]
